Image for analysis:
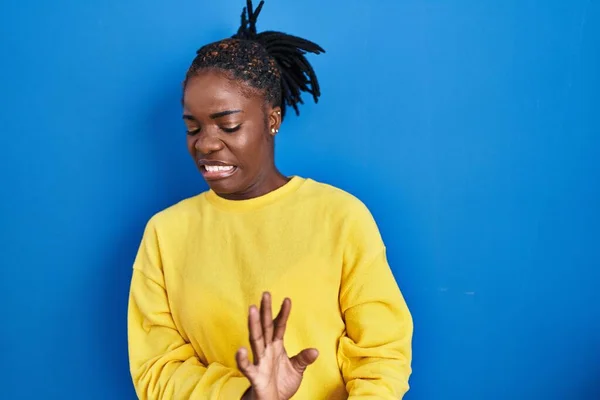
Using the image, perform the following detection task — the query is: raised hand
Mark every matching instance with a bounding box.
[237,292,319,400]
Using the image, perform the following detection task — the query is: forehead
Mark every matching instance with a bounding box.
[183,70,262,114]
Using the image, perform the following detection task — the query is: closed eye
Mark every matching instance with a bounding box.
[222,125,241,133]
[186,128,201,136]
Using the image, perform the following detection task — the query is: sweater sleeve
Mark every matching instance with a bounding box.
[128,218,251,400]
[337,204,413,399]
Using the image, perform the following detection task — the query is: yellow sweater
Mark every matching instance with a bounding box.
[128,176,413,399]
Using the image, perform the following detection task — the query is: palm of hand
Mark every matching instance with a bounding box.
[236,293,319,400]
[250,340,301,399]
[275,353,305,400]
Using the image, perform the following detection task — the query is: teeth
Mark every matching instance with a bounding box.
[205,165,234,173]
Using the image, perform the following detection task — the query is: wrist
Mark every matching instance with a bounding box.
[241,388,256,400]
[241,388,251,400]
[242,386,280,400]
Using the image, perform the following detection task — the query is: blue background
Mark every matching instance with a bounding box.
[1,0,599,399]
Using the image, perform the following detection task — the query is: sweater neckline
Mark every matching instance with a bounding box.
[204,176,305,212]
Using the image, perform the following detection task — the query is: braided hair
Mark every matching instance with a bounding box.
[183,0,324,120]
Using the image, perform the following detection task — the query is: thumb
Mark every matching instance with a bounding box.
[290,348,319,373]
[236,347,255,379]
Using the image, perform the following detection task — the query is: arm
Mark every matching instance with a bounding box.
[337,205,413,399]
[128,218,251,400]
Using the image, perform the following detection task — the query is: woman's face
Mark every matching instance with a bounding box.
[183,69,282,199]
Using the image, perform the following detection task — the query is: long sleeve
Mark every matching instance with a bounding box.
[127,219,251,400]
[337,204,413,399]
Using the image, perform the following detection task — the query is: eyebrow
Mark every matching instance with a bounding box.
[182,109,242,121]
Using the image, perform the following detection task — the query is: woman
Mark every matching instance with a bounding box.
[127,1,413,399]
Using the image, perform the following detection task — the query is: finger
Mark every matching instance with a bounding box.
[273,297,291,341]
[261,292,274,345]
[247,305,264,363]
[236,347,255,378]
[290,348,319,373]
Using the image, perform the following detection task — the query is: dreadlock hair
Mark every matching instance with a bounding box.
[183,0,324,120]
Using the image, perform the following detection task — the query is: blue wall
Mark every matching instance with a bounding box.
[1,0,598,399]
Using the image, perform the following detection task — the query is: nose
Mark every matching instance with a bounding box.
[195,130,224,155]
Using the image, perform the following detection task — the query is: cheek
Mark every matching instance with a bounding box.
[186,136,196,155]
[237,132,270,165]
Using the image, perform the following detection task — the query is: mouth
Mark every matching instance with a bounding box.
[198,162,238,181]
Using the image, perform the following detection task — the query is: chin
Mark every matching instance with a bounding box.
[205,180,231,194]
[204,176,244,197]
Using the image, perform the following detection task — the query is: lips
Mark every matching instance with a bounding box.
[198,160,238,181]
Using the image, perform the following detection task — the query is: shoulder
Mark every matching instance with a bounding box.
[299,178,376,225]
[301,178,385,250]
[144,192,207,233]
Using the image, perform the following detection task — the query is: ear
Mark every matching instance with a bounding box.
[267,105,282,137]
